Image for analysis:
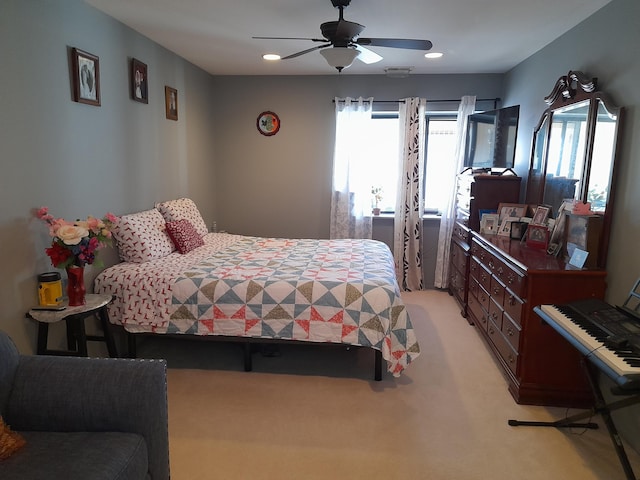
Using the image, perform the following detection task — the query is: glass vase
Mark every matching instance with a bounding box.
[66,266,86,306]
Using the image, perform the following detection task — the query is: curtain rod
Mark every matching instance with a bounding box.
[333,97,501,107]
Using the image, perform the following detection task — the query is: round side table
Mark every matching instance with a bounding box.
[26,293,118,357]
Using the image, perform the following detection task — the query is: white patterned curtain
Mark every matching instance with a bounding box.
[394,97,426,291]
[433,95,476,288]
[330,97,374,239]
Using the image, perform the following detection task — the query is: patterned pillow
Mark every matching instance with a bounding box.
[156,198,208,238]
[113,208,175,263]
[166,219,205,254]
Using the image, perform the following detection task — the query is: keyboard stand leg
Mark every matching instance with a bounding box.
[509,362,640,480]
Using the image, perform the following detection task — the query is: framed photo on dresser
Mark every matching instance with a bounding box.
[497,203,527,223]
[526,224,549,249]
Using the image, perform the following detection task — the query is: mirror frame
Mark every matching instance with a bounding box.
[525,71,624,268]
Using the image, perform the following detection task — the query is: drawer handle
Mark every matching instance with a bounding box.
[489,326,495,335]
[492,311,498,320]
[507,273,515,284]
[488,259,495,269]
[497,267,504,276]
[481,294,486,302]
[508,354,515,364]
[493,287,500,295]
[506,327,514,336]
[508,295,517,306]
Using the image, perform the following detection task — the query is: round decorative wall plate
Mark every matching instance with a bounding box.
[257,111,280,136]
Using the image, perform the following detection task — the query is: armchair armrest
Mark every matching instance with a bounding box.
[5,355,169,480]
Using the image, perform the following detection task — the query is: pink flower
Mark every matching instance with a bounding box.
[36,207,49,219]
[105,212,118,224]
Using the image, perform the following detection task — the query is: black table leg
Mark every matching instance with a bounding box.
[37,323,49,355]
[97,307,118,357]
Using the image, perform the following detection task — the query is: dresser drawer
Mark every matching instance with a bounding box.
[477,263,492,292]
[450,241,468,273]
[488,316,518,376]
[471,240,489,263]
[502,311,521,352]
[468,292,487,332]
[471,240,490,264]
[488,297,503,330]
[503,289,524,326]
[452,222,470,244]
[490,276,505,306]
[478,284,490,312]
[499,266,526,299]
[469,277,479,299]
[470,256,480,280]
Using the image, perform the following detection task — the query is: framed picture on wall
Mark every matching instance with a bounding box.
[131,58,148,104]
[165,86,178,120]
[71,47,100,106]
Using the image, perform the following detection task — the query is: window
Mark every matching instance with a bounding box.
[368,112,459,214]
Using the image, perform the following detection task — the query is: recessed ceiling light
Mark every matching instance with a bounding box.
[263,54,281,61]
[425,52,443,59]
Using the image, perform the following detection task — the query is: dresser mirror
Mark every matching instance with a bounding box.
[525,71,623,267]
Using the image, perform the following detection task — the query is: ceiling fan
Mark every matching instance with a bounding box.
[253,0,433,72]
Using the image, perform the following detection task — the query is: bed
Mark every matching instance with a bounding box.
[94,198,420,379]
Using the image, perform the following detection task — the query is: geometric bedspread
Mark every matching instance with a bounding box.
[95,234,420,376]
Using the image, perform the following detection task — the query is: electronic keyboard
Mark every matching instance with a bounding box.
[536,299,640,390]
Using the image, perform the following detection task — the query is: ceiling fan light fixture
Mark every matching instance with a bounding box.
[262,54,281,61]
[425,52,443,59]
[320,47,360,71]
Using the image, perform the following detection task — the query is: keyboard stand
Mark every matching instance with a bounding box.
[509,353,640,480]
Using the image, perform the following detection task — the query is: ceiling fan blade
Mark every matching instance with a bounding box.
[357,38,433,51]
[354,45,382,64]
[281,44,332,60]
[253,36,328,43]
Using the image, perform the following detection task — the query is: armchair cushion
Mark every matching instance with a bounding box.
[0,431,147,480]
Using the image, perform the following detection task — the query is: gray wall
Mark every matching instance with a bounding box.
[210,74,503,239]
[0,0,219,352]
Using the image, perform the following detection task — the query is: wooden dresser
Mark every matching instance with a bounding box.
[449,173,521,318]
[467,232,607,407]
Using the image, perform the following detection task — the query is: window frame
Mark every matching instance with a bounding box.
[371,110,459,215]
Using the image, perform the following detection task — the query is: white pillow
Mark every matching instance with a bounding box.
[156,198,208,237]
[113,208,175,263]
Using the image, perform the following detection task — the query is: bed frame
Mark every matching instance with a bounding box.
[124,331,384,380]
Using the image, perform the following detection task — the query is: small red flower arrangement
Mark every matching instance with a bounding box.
[36,207,118,269]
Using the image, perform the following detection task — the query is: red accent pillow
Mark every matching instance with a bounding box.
[166,219,205,254]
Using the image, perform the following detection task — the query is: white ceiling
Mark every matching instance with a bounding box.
[85,0,612,76]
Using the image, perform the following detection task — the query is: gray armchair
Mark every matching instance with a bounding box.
[0,330,170,480]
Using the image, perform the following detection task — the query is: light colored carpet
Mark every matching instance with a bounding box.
[137,290,640,480]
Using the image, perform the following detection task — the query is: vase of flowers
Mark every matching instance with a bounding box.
[371,186,383,216]
[36,207,117,306]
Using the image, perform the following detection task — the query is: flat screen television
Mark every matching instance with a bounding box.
[463,105,520,171]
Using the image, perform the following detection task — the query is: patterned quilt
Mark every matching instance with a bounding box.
[95,233,420,376]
